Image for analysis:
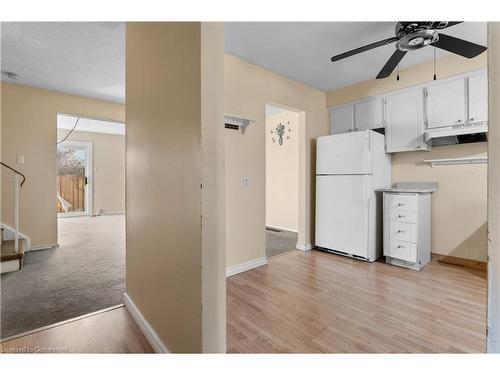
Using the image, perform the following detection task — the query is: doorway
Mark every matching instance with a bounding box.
[265,104,300,258]
[57,140,93,217]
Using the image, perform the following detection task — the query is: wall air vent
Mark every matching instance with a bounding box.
[224,114,255,134]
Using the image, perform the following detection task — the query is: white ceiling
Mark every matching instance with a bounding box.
[1,22,125,103]
[225,22,487,91]
[0,22,487,103]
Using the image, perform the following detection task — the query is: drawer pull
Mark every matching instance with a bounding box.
[398,215,405,218]
[397,230,405,233]
[397,245,405,249]
[397,203,405,207]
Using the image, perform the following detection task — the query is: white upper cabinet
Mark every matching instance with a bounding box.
[425,78,466,128]
[330,105,354,135]
[354,98,384,131]
[468,73,488,124]
[385,88,429,153]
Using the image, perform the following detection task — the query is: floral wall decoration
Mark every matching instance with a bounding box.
[270,121,292,146]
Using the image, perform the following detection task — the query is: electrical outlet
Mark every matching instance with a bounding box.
[16,155,24,164]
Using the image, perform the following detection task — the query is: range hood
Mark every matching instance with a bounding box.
[424,122,488,146]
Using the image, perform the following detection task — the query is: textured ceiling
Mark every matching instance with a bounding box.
[225,22,487,91]
[1,22,125,103]
[0,22,487,103]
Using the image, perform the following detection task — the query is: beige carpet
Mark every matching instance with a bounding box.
[1,215,125,339]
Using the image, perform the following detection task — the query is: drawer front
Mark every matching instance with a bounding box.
[385,193,418,212]
[385,221,417,243]
[385,239,417,263]
[385,209,418,224]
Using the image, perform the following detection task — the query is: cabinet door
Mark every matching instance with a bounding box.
[425,78,466,128]
[354,98,383,131]
[468,73,488,124]
[385,89,428,153]
[330,105,354,134]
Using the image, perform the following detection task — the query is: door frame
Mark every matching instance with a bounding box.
[57,140,93,217]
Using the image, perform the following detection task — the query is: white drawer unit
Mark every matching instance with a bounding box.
[384,193,418,212]
[385,239,417,263]
[378,183,436,271]
[385,209,418,224]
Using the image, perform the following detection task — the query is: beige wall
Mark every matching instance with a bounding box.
[266,109,299,232]
[326,53,488,261]
[126,22,225,353]
[1,83,124,248]
[200,22,226,353]
[57,129,125,215]
[487,21,500,352]
[224,54,328,268]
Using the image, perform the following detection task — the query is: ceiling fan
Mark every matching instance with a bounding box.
[331,22,487,79]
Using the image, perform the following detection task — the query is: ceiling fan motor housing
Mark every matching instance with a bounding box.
[396,29,439,51]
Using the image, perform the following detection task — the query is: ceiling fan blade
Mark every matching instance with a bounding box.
[376,49,407,79]
[331,37,398,62]
[432,33,487,58]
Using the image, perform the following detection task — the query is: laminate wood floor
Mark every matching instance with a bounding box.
[227,250,487,353]
[0,305,153,353]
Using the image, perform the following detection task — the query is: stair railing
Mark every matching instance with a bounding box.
[1,162,26,253]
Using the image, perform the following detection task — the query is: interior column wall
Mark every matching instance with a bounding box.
[126,22,225,353]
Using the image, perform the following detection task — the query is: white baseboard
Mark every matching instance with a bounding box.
[93,211,125,216]
[265,225,298,233]
[226,257,268,277]
[296,242,314,251]
[123,293,169,353]
[28,244,58,252]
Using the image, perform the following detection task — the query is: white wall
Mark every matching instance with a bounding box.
[266,108,299,232]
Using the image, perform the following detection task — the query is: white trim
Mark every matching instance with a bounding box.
[266,225,298,233]
[0,223,30,251]
[92,210,126,216]
[28,244,58,252]
[296,242,314,251]
[57,140,93,217]
[226,257,268,277]
[0,260,21,274]
[123,293,169,353]
[423,155,488,167]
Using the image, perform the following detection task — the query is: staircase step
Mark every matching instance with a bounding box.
[1,239,27,262]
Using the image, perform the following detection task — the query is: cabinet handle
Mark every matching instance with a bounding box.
[397,230,405,233]
[397,245,405,249]
[457,119,462,123]
[470,118,474,121]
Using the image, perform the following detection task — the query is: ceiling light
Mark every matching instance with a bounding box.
[1,71,22,80]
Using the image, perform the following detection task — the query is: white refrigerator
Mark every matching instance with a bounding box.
[315,130,391,262]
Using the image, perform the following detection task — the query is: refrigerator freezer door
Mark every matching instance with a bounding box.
[315,175,369,258]
[316,131,373,175]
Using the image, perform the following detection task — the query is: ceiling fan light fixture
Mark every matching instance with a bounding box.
[396,30,439,51]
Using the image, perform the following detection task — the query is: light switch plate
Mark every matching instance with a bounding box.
[242,177,250,189]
